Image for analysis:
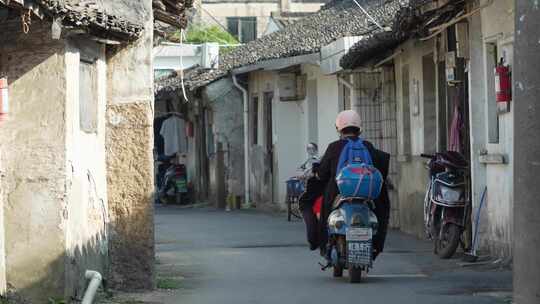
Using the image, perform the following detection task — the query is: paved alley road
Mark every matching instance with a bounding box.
[153,207,511,304]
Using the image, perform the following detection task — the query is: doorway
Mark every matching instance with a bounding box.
[263,91,274,203]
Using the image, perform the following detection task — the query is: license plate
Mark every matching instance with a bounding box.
[347,228,372,266]
[346,227,372,241]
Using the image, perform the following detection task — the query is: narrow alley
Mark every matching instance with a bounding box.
[2,0,540,303]
[148,207,511,304]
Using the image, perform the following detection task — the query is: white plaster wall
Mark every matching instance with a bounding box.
[314,69,339,153]
[249,71,306,206]
[273,93,305,205]
[64,41,109,273]
[477,0,515,257]
[246,64,344,206]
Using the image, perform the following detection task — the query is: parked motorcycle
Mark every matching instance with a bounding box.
[159,161,190,205]
[325,197,379,283]
[421,151,469,258]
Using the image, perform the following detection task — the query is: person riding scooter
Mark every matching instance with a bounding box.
[299,110,391,260]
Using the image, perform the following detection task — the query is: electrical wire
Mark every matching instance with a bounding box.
[352,0,385,31]
[180,28,189,102]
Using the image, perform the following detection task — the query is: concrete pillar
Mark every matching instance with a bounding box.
[105,0,155,290]
[513,1,540,303]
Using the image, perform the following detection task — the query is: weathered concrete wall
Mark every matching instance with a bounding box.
[394,39,437,238]
[467,12,489,256]
[396,158,429,237]
[248,72,275,208]
[203,78,245,205]
[104,0,155,290]
[470,0,515,258]
[0,20,67,301]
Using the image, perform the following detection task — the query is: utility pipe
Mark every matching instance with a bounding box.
[232,74,250,206]
[81,270,102,304]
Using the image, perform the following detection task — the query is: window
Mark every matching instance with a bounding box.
[422,54,437,154]
[227,17,257,43]
[79,60,98,133]
[485,42,499,143]
[252,96,259,145]
[339,83,352,110]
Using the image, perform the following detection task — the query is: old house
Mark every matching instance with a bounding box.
[155,0,407,221]
[157,0,517,262]
[341,0,515,259]
[0,0,191,301]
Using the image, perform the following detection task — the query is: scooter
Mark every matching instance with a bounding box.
[159,161,189,205]
[421,151,469,258]
[324,197,379,283]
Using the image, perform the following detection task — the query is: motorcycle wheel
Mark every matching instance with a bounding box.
[436,223,461,259]
[333,265,343,277]
[349,267,362,283]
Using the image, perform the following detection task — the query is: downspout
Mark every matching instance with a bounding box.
[81,270,102,304]
[232,74,250,206]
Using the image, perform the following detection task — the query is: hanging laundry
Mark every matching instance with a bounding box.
[153,116,168,156]
[160,115,188,156]
[448,99,462,153]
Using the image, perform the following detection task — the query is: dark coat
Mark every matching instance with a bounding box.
[299,137,391,256]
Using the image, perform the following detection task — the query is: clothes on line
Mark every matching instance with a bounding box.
[160,115,188,156]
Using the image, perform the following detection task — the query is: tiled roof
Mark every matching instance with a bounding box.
[38,0,144,41]
[157,0,408,93]
[340,0,466,69]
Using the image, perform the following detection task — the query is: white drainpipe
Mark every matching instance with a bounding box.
[232,74,250,205]
[81,270,102,304]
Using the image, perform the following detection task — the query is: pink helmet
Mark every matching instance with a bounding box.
[335,110,362,132]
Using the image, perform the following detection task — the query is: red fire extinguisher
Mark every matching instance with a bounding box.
[0,77,8,122]
[495,59,511,103]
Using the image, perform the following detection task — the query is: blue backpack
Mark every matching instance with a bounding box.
[336,138,383,200]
